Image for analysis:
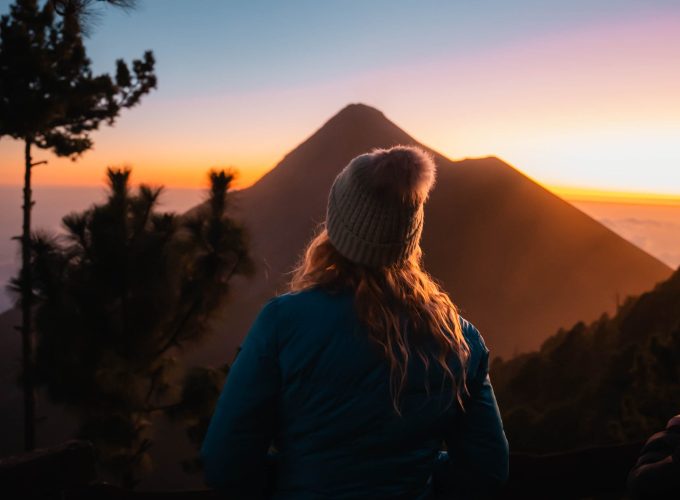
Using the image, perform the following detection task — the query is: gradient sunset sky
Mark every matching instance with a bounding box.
[1,0,679,202]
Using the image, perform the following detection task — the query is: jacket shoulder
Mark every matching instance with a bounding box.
[458,315,491,385]
[258,286,344,329]
[271,286,325,303]
[269,286,351,312]
[459,316,489,356]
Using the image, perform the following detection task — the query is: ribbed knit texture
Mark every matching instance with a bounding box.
[326,152,427,267]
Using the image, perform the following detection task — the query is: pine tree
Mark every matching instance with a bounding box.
[10,167,254,486]
[0,0,156,450]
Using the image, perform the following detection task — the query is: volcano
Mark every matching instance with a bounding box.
[186,103,672,363]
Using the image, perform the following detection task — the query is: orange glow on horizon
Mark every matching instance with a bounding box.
[1,9,679,201]
[0,155,273,191]
[3,155,678,208]
[547,185,680,206]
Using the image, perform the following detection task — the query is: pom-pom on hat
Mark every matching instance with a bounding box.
[325,145,437,267]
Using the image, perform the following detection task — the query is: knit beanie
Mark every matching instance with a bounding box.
[325,145,437,267]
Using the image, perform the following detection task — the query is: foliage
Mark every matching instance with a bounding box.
[491,268,680,452]
[50,1,138,38]
[8,167,254,487]
[0,0,156,155]
[1,0,156,452]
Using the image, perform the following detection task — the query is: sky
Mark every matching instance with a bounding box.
[0,0,679,201]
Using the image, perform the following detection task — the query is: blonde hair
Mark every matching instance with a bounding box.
[287,224,470,416]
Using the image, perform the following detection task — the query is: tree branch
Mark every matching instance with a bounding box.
[154,255,241,358]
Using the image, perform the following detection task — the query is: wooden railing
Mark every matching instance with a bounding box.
[0,440,644,499]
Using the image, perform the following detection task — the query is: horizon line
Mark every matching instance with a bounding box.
[2,181,679,207]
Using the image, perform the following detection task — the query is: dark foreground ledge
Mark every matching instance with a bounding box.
[0,440,644,499]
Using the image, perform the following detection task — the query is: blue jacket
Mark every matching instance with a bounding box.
[201,285,509,499]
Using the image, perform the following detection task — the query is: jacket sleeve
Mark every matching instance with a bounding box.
[627,414,680,499]
[436,323,510,499]
[200,298,282,497]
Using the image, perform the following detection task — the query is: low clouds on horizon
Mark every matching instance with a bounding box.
[574,202,680,270]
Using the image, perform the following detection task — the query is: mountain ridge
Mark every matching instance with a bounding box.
[184,103,671,365]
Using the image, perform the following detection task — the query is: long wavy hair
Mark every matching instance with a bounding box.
[287,224,470,416]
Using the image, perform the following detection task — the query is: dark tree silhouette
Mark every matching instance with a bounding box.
[8,167,254,487]
[0,0,156,451]
[491,268,680,453]
[51,0,138,37]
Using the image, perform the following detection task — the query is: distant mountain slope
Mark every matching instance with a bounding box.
[185,103,671,365]
[492,267,680,452]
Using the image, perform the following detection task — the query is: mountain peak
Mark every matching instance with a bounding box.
[333,102,386,120]
[246,103,419,194]
[318,103,417,146]
[318,103,393,134]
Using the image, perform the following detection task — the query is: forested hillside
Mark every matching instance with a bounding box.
[492,268,680,452]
